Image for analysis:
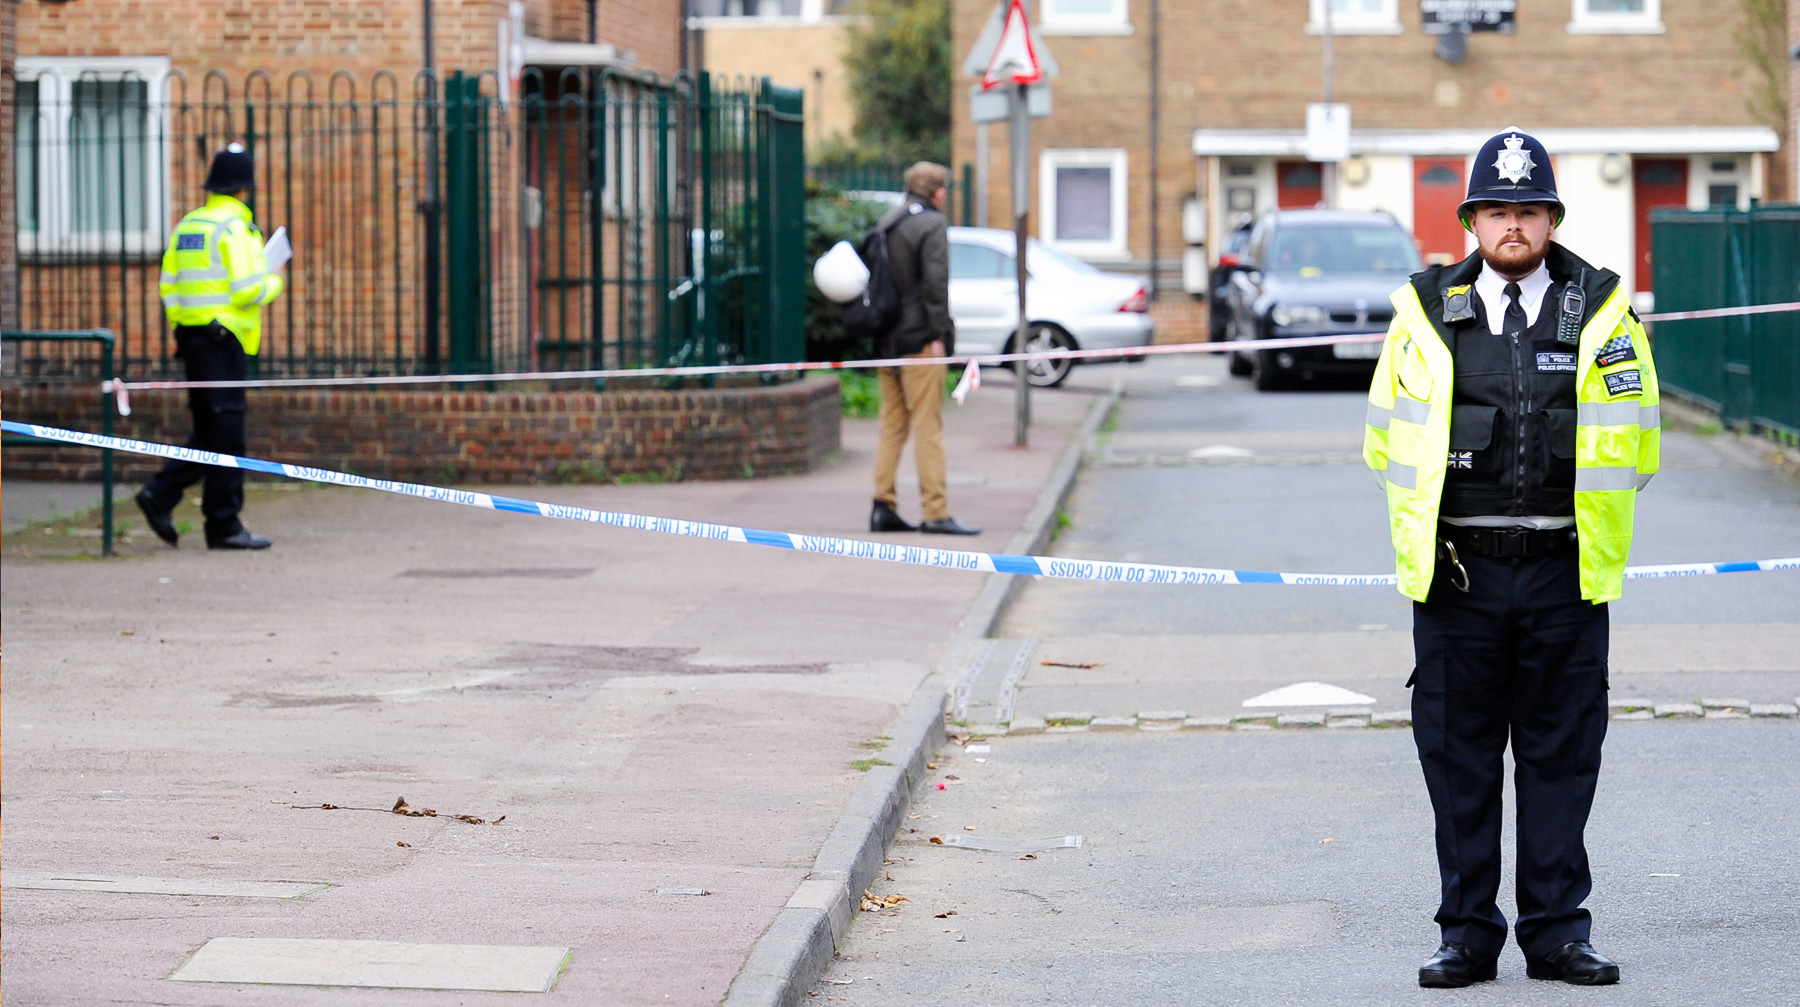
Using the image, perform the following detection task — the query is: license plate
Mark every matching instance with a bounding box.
[1332,340,1382,359]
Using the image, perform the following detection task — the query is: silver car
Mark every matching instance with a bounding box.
[947,226,1154,387]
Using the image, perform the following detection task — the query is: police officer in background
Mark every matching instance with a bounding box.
[136,143,285,550]
[1364,128,1659,988]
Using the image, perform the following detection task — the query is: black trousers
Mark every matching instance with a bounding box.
[140,324,249,541]
[1410,545,1609,960]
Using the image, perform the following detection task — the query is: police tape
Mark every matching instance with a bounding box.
[1640,300,1800,323]
[99,331,1387,409]
[7,419,1797,587]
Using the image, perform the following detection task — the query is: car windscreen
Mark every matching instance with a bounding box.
[1028,239,1103,277]
[1266,225,1423,276]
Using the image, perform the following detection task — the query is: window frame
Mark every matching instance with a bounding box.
[14,56,174,259]
[1566,0,1663,35]
[1305,0,1402,36]
[1039,0,1132,36]
[1038,148,1130,262]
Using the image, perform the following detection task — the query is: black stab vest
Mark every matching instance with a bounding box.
[1440,284,1579,518]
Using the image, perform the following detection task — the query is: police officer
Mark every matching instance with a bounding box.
[135,143,285,550]
[1363,128,1659,988]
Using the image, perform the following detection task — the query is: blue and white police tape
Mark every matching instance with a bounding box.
[6,419,1797,585]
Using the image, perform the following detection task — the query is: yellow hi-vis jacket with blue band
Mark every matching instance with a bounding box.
[1363,249,1660,604]
[160,194,283,355]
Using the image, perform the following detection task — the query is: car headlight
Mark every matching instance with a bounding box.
[1271,304,1326,327]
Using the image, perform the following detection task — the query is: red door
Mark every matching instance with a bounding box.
[1276,161,1323,209]
[1412,157,1466,266]
[1633,159,1689,294]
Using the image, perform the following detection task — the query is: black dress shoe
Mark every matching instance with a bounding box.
[135,488,179,546]
[1526,941,1619,985]
[207,529,272,550]
[920,517,981,536]
[870,500,917,533]
[1418,942,1497,988]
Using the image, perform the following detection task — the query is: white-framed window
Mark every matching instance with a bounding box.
[14,56,173,258]
[1567,0,1663,34]
[1306,0,1402,35]
[1039,0,1131,36]
[1039,148,1128,261]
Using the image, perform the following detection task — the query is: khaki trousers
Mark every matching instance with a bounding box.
[872,356,949,522]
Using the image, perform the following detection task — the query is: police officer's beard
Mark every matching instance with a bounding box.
[1481,231,1548,278]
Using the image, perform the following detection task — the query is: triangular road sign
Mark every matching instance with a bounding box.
[980,0,1043,91]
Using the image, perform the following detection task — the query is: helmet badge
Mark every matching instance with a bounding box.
[1493,135,1535,184]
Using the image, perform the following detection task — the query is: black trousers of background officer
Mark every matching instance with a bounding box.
[1411,544,1609,961]
[139,323,249,543]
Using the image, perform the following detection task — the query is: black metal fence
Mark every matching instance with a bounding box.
[3,66,806,381]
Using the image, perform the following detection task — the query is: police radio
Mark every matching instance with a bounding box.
[1557,269,1586,346]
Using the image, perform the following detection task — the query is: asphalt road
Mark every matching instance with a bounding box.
[818,353,1800,1003]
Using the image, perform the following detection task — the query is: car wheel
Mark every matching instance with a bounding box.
[1014,324,1076,388]
[1251,350,1289,391]
[1228,351,1252,377]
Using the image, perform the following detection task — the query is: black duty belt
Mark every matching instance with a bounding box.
[1438,523,1577,560]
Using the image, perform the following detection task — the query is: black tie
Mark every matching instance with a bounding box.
[1503,281,1527,336]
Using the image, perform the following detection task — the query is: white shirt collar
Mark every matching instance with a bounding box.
[1474,260,1553,336]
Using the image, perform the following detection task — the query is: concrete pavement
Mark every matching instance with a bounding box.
[1,366,1115,1005]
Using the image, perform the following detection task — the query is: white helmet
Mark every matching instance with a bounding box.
[812,240,870,303]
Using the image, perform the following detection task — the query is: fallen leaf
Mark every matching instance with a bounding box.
[926,762,938,770]
[120,630,136,636]
[452,815,486,825]
[929,837,944,845]
[396,841,412,848]
[860,889,911,912]
[963,825,976,831]
[908,814,920,820]
[1018,853,1037,860]
[1040,659,1104,669]
[944,775,960,781]
[392,796,414,815]
[884,871,894,882]
[1320,838,1334,844]
[209,835,221,840]
[320,803,339,810]
[933,910,958,918]
[493,816,506,825]
[821,979,852,986]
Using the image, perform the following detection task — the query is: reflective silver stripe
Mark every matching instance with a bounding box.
[229,271,268,293]
[168,292,233,308]
[1639,404,1660,430]
[171,267,229,282]
[1366,402,1392,430]
[160,270,178,288]
[1637,471,1655,490]
[160,292,181,309]
[1386,460,1418,490]
[1576,465,1639,491]
[1371,467,1389,491]
[1577,402,1638,426]
[1392,397,1431,425]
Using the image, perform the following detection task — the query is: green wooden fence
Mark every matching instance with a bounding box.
[1650,204,1800,439]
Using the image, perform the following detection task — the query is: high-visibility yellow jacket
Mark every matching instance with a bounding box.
[1363,249,1659,604]
[160,194,283,355]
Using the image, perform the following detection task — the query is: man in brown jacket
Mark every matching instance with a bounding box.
[870,162,980,536]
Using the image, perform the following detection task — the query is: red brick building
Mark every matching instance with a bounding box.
[953,0,1783,325]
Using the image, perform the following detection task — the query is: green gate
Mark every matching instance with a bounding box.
[1651,204,1800,439]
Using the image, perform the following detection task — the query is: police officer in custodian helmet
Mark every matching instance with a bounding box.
[1363,128,1660,988]
[136,143,285,550]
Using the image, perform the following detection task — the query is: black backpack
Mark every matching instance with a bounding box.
[841,209,910,350]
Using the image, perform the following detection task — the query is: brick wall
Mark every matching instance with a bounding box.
[3,376,842,484]
[954,0,1768,287]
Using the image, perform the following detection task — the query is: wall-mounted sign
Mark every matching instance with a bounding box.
[1420,0,1516,34]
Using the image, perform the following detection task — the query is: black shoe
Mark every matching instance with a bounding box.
[207,529,272,550]
[1526,941,1619,985]
[1418,942,1498,988]
[135,488,179,547]
[920,517,981,536]
[870,500,917,533]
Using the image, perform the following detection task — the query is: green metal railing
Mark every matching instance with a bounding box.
[3,67,807,381]
[1650,204,1800,439]
[1,328,116,555]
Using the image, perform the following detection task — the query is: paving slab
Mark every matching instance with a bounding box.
[168,937,571,992]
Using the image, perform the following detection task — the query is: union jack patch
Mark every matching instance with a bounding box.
[1448,451,1474,470]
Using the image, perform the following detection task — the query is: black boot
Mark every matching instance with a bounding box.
[870,500,917,533]
[207,529,272,550]
[920,517,981,536]
[1525,941,1619,985]
[135,488,179,547]
[1418,942,1497,988]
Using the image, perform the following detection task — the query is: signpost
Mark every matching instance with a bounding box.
[964,0,1055,448]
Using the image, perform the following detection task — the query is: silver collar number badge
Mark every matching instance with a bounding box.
[1494,135,1535,184]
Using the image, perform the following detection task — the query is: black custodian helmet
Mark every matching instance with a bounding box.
[203,142,257,192]
[1459,128,1562,231]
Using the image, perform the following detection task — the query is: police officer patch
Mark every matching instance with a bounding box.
[177,232,206,251]
[1602,369,1643,396]
[1536,352,1577,373]
[1442,284,1476,324]
[1595,334,1637,368]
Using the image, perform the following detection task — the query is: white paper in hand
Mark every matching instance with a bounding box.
[263,226,291,271]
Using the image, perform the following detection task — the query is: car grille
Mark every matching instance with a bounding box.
[1330,309,1393,325]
